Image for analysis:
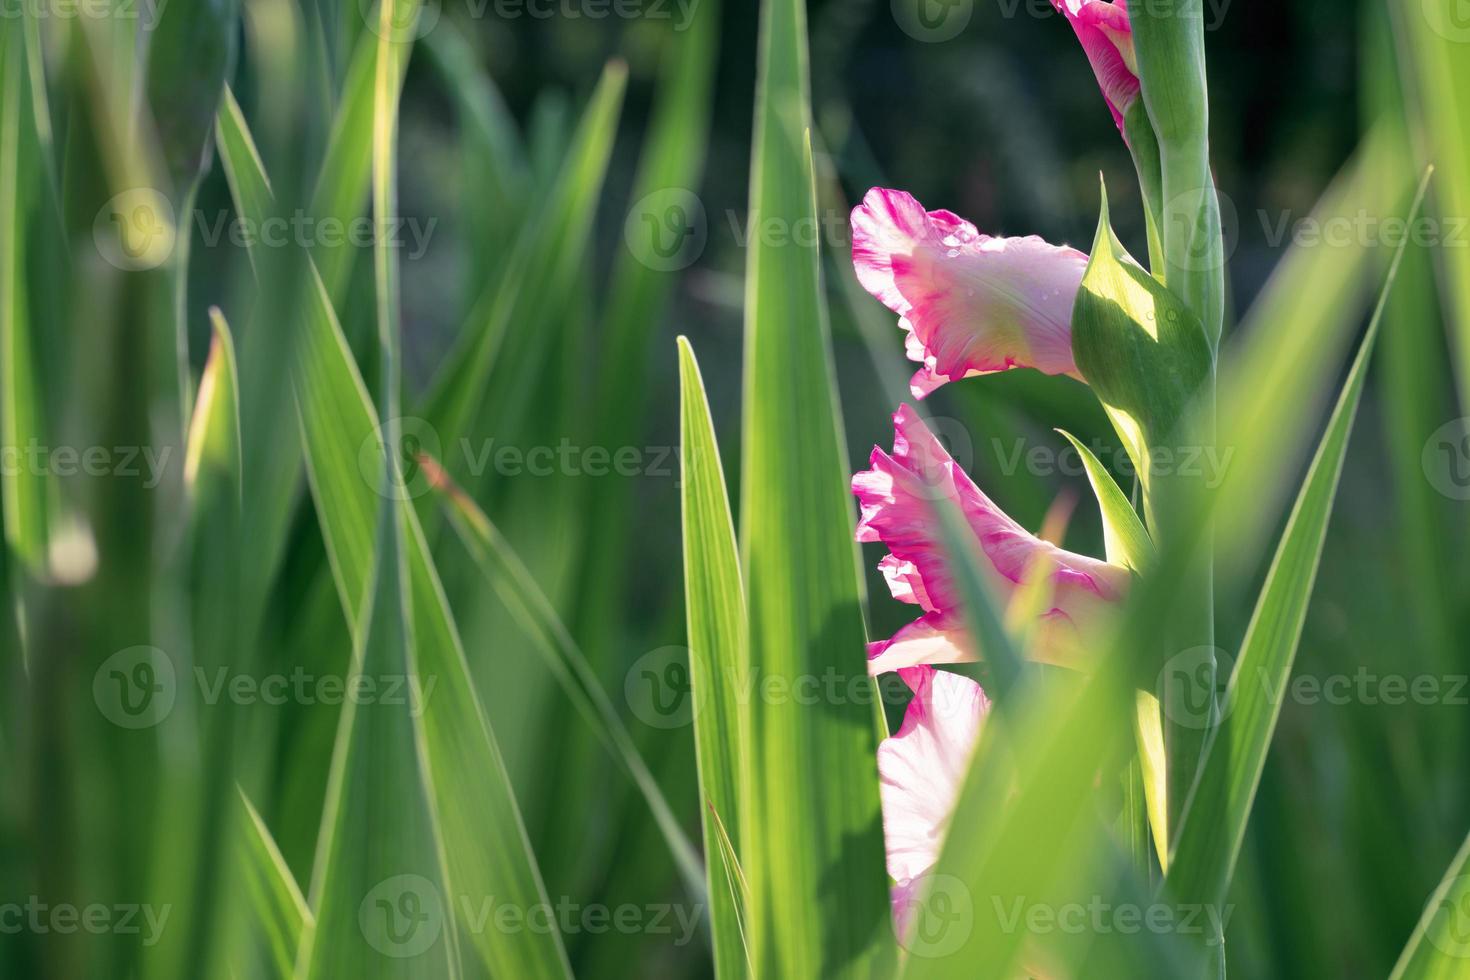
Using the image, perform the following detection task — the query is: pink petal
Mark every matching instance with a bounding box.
[1053,0,1141,131]
[866,614,972,674]
[854,405,1130,672]
[851,188,1087,397]
[878,666,990,887]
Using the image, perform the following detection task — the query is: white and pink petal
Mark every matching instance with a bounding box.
[851,188,1088,397]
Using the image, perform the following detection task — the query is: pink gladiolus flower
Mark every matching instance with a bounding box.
[1052,0,1141,132]
[853,405,1129,675]
[851,188,1088,399]
[880,665,989,939]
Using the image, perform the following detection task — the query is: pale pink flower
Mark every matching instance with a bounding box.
[853,405,1129,675]
[1052,0,1141,132]
[880,665,989,937]
[851,188,1087,399]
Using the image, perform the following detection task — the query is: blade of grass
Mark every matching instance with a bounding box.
[739,0,891,973]
[238,790,313,980]
[1056,428,1167,867]
[1055,430,1153,574]
[1211,128,1406,589]
[1389,825,1470,980]
[1391,0,1470,401]
[299,4,460,974]
[296,498,457,979]
[0,23,50,576]
[1164,170,1432,933]
[215,47,573,978]
[421,62,626,460]
[421,20,529,315]
[418,453,705,899]
[678,337,749,980]
[573,6,719,656]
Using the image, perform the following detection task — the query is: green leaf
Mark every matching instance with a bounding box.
[1163,170,1432,931]
[184,310,243,503]
[144,0,238,196]
[1389,826,1470,980]
[1129,0,1224,343]
[930,494,1024,704]
[739,0,891,973]
[422,61,626,458]
[298,496,457,979]
[1209,129,1408,585]
[300,4,460,974]
[1055,429,1153,573]
[0,24,50,574]
[1394,0,1470,398]
[1071,179,1214,513]
[1054,428,1165,864]
[309,28,407,305]
[421,20,529,311]
[214,50,572,979]
[237,791,312,980]
[572,1,719,656]
[421,455,705,899]
[678,336,749,980]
